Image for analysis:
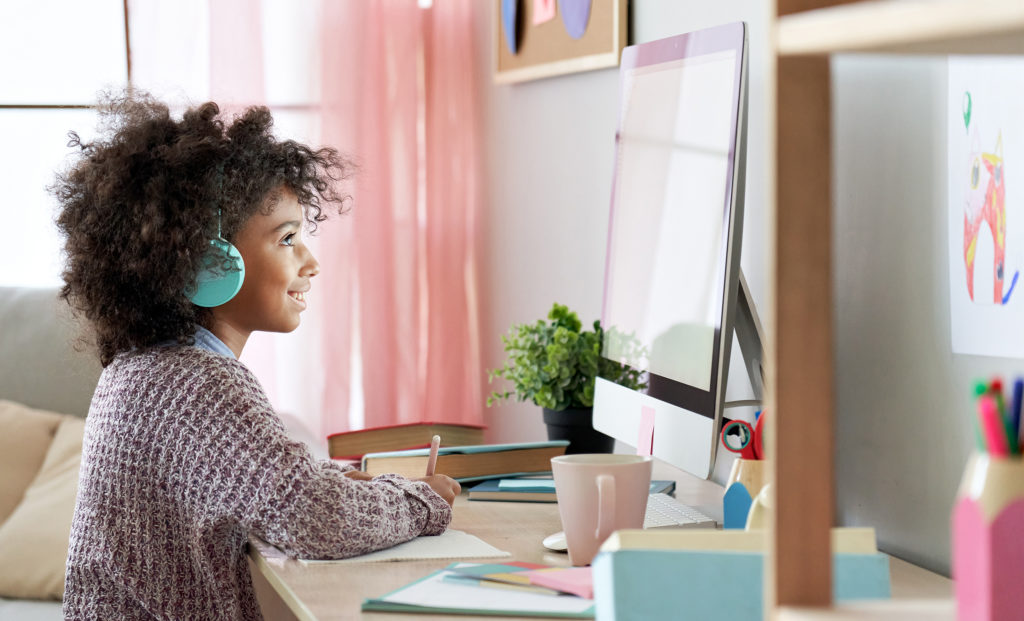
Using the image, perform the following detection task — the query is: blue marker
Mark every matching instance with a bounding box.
[1013,378,1024,454]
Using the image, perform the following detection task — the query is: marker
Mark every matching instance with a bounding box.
[990,378,1016,454]
[972,380,988,451]
[990,378,1006,415]
[1011,378,1023,455]
[425,435,441,476]
[979,395,1009,457]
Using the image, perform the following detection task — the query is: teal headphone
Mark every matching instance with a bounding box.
[186,209,245,307]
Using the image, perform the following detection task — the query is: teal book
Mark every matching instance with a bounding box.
[468,478,677,502]
[362,562,595,618]
[360,440,569,482]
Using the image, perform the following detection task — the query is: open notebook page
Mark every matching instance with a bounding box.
[297,529,511,565]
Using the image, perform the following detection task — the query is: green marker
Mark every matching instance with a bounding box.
[963,92,972,131]
[973,380,987,451]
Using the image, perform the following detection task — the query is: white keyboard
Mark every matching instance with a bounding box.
[643,493,716,529]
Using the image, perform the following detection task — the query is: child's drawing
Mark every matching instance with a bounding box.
[962,128,1017,304]
[949,57,1024,358]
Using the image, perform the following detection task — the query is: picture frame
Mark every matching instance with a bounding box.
[493,0,628,84]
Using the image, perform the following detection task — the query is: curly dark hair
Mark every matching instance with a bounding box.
[52,91,354,366]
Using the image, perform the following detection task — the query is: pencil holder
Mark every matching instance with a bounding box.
[723,459,767,529]
[952,453,1024,621]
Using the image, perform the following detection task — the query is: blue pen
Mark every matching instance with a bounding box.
[1013,378,1024,455]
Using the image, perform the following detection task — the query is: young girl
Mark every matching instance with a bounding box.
[54,93,460,619]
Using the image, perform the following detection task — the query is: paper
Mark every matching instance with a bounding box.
[527,567,594,599]
[948,57,1024,356]
[532,0,555,25]
[366,563,594,616]
[637,406,655,456]
[298,529,510,565]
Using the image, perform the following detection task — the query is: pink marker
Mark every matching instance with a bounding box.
[425,435,441,476]
[979,395,1010,456]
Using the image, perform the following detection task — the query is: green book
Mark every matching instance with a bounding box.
[362,562,595,618]
[468,478,677,502]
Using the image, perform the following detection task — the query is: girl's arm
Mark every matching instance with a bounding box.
[207,404,453,560]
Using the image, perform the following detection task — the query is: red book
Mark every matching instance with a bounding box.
[326,422,485,460]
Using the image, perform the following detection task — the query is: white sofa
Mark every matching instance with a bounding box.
[0,287,328,619]
[0,286,101,620]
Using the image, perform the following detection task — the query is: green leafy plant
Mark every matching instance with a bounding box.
[487,303,647,411]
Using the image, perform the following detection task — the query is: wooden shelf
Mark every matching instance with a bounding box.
[777,0,1024,56]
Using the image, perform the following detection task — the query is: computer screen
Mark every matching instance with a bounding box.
[593,22,750,479]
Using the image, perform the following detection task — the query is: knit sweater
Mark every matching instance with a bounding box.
[63,346,451,620]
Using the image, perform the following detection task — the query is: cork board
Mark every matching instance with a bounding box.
[493,0,627,84]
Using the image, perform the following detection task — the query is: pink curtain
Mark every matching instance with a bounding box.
[130,0,483,441]
[318,0,484,435]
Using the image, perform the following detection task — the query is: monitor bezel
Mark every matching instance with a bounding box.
[598,21,748,422]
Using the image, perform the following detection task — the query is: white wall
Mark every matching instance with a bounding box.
[831,55,1023,575]
[474,3,1001,577]
[474,0,772,452]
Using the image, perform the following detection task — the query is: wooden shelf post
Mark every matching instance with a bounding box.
[771,52,835,610]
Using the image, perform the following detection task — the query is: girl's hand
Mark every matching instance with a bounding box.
[414,475,461,507]
[342,470,375,481]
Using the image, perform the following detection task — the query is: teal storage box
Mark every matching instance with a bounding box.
[592,549,890,620]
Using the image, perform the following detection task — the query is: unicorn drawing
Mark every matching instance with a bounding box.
[963,130,1015,304]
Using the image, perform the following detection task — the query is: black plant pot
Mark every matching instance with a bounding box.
[542,407,615,455]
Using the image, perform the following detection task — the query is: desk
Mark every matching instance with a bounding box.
[248,466,952,620]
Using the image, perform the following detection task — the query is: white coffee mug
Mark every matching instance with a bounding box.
[551,454,653,566]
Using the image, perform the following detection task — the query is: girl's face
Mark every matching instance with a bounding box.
[210,189,319,354]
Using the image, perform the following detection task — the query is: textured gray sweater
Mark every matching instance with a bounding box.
[63,346,451,620]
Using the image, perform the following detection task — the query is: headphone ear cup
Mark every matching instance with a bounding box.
[187,239,245,307]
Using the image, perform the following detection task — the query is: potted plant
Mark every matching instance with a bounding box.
[487,303,646,454]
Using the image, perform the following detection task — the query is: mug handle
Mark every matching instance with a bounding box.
[595,474,616,540]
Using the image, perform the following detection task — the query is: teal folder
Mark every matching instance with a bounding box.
[362,562,595,618]
[592,549,890,621]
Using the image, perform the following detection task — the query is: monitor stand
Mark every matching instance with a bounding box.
[733,269,766,404]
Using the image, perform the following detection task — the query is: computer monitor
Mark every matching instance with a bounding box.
[592,21,763,480]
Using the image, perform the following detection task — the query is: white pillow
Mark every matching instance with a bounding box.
[0,417,85,600]
[0,400,64,524]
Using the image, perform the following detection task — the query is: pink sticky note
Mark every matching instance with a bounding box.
[637,406,655,456]
[527,567,593,599]
[532,0,556,25]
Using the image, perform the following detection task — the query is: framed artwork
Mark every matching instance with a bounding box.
[494,0,628,84]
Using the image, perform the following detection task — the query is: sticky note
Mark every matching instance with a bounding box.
[637,406,655,456]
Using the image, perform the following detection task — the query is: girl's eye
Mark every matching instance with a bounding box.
[281,233,296,247]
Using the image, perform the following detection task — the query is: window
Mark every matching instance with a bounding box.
[0,0,128,287]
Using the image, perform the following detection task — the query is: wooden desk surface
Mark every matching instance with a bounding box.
[248,465,951,620]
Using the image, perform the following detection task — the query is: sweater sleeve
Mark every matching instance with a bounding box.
[244,432,452,559]
[188,365,452,560]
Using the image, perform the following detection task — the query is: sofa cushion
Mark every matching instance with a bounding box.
[0,597,63,621]
[0,401,63,524]
[0,416,85,600]
[0,287,102,418]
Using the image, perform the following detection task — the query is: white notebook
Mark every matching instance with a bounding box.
[297,529,511,565]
